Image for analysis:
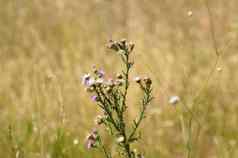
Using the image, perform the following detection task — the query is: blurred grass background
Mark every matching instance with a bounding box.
[0,0,238,157]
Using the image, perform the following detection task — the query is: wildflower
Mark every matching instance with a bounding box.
[91,95,99,102]
[134,76,141,83]
[87,78,96,86]
[85,129,99,149]
[97,69,105,78]
[169,96,180,105]
[82,74,91,85]
[107,40,120,51]
[116,136,125,143]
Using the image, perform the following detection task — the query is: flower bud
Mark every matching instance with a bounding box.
[143,77,152,86]
[107,40,119,51]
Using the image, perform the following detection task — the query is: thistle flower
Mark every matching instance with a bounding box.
[87,78,96,87]
[91,95,99,102]
[97,69,105,78]
[107,40,120,51]
[169,96,180,105]
[85,129,99,149]
[82,74,91,85]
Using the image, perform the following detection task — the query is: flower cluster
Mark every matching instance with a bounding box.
[107,39,135,54]
[83,39,153,158]
[82,68,125,103]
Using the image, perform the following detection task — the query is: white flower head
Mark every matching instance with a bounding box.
[87,78,96,86]
[169,96,180,105]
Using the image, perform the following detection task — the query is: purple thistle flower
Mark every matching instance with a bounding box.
[91,95,98,102]
[82,74,91,85]
[97,69,105,78]
[85,128,99,149]
[87,78,96,86]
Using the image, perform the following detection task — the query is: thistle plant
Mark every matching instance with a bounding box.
[82,39,153,158]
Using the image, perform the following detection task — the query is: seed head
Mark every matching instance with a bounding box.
[169,96,180,105]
